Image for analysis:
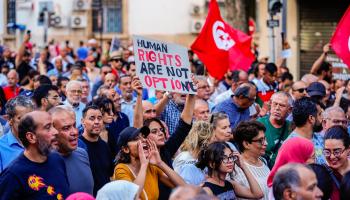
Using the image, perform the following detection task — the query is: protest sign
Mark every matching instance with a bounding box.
[109,36,121,54]
[133,35,196,94]
[326,54,350,80]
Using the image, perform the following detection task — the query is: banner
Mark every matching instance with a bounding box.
[326,54,350,80]
[133,35,196,94]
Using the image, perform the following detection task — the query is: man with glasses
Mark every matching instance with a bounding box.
[196,76,214,110]
[33,84,61,111]
[321,106,348,136]
[63,80,85,128]
[109,51,126,77]
[213,83,256,129]
[257,92,293,168]
[290,80,308,101]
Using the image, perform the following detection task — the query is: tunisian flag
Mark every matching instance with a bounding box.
[191,0,255,79]
[331,5,350,68]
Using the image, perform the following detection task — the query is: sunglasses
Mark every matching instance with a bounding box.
[293,88,306,93]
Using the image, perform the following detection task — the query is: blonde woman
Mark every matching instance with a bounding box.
[172,121,214,185]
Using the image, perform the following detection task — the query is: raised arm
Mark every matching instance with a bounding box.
[310,43,330,74]
[132,77,143,128]
[16,33,31,68]
[132,141,149,199]
[154,93,171,117]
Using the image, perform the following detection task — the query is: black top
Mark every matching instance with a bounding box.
[0,152,69,200]
[79,136,114,196]
[106,112,130,158]
[17,61,33,84]
[158,118,192,200]
[203,180,236,200]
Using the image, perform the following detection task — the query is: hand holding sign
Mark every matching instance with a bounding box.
[133,35,196,94]
[132,76,143,96]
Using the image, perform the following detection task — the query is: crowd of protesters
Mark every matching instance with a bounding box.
[0,32,349,200]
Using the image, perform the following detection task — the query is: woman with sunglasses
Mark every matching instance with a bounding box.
[197,142,264,200]
[113,127,185,200]
[323,126,350,200]
[232,121,270,200]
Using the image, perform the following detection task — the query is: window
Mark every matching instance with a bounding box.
[7,0,16,34]
[92,0,122,33]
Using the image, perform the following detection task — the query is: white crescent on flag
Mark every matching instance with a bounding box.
[212,21,235,51]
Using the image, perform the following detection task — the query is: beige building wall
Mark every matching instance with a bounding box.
[256,0,300,79]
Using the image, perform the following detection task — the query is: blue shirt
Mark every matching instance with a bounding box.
[63,100,86,128]
[213,99,250,129]
[0,130,24,172]
[77,47,89,60]
[121,97,136,126]
[160,100,184,136]
[287,131,327,165]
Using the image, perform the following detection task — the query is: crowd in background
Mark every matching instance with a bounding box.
[0,33,349,200]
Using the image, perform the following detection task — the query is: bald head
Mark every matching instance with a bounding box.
[194,99,210,121]
[301,74,318,86]
[104,73,117,88]
[291,81,307,100]
[7,69,19,87]
[142,101,156,120]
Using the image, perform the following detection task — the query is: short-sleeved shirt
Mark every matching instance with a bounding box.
[257,116,292,167]
[0,152,69,199]
[3,86,20,101]
[160,100,184,136]
[113,163,164,200]
[213,99,250,129]
[0,130,24,172]
[62,147,94,195]
[286,131,327,164]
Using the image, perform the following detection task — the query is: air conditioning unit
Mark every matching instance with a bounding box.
[49,15,68,28]
[73,0,90,11]
[191,4,202,15]
[71,15,87,28]
[190,19,205,33]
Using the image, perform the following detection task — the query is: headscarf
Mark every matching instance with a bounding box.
[267,137,314,187]
[96,180,139,200]
[66,192,95,200]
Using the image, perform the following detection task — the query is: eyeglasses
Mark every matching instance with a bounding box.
[293,88,306,93]
[251,137,267,145]
[326,118,349,126]
[222,155,237,164]
[150,128,165,134]
[69,90,82,94]
[323,148,346,158]
[271,101,288,109]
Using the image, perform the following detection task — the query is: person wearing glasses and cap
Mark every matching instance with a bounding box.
[109,51,126,77]
[213,83,256,129]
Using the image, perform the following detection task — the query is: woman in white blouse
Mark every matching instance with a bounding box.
[230,121,270,200]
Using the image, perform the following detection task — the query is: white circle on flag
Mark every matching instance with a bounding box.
[212,21,235,51]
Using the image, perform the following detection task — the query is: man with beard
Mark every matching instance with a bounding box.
[63,80,85,128]
[79,104,113,196]
[33,84,61,111]
[0,96,34,172]
[286,97,326,164]
[257,92,293,168]
[50,106,94,195]
[119,75,136,125]
[0,111,69,199]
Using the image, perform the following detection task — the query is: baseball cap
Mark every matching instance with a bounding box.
[307,82,326,97]
[109,51,122,60]
[117,126,150,148]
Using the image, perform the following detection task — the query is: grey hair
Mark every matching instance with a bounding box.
[195,75,208,83]
[271,91,293,107]
[48,105,75,117]
[210,112,229,130]
[323,106,345,119]
[5,96,34,119]
[65,80,82,91]
[273,163,307,200]
[97,85,111,97]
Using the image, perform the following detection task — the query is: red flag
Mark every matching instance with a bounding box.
[191,0,255,79]
[331,5,350,68]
